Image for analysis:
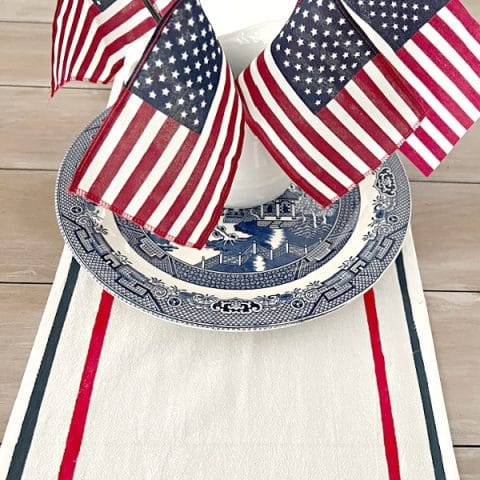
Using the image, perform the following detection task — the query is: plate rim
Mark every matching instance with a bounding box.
[55,111,412,331]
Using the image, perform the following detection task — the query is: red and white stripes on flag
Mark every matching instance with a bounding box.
[69,62,244,249]
[51,0,173,94]
[344,0,480,175]
[237,50,424,207]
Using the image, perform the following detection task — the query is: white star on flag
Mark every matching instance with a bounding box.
[69,0,244,248]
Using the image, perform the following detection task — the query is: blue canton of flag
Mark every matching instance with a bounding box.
[341,0,480,174]
[130,1,222,133]
[238,0,424,208]
[70,0,244,249]
[272,0,376,111]
[93,0,119,10]
[344,0,450,49]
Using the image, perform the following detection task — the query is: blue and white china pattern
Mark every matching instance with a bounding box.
[56,111,411,330]
[116,186,360,290]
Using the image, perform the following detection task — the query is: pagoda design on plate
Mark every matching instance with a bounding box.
[56,111,411,330]
[121,183,361,290]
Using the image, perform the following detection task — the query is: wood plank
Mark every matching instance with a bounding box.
[0,0,55,23]
[0,171,63,283]
[0,86,109,170]
[1,0,479,23]
[0,22,108,90]
[402,122,480,184]
[0,287,478,451]
[0,86,478,181]
[0,171,478,290]
[427,292,480,446]
[0,284,50,439]
[455,448,480,480]
[411,182,480,292]
[1,21,479,179]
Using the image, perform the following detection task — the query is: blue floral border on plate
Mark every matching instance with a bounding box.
[56,111,411,330]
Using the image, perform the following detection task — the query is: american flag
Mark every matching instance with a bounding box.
[69,0,244,249]
[342,0,480,175]
[237,0,424,207]
[51,0,175,94]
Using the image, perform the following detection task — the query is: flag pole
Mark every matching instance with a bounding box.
[142,0,162,23]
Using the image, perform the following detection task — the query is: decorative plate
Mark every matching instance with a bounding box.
[56,111,411,330]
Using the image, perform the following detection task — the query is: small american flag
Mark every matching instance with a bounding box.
[69,0,244,249]
[51,0,175,94]
[237,0,424,207]
[342,0,480,175]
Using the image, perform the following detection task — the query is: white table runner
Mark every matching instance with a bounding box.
[0,230,459,479]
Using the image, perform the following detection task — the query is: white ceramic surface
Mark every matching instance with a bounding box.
[110,19,291,209]
[219,23,292,209]
[57,109,411,329]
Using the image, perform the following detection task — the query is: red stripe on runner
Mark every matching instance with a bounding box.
[134,130,198,227]
[447,0,480,43]
[412,31,480,110]
[238,81,332,206]
[243,64,348,197]
[58,291,114,480]
[363,289,401,480]
[69,88,133,193]
[429,14,480,78]
[397,47,473,130]
[112,117,180,214]
[256,53,364,183]
[87,101,156,201]
[176,88,240,245]
[155,71,233,234]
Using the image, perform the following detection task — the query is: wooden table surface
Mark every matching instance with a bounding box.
[0,1,479,477]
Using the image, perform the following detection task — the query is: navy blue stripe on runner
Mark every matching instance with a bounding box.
[6,259,80,480]
[396,252,446,480]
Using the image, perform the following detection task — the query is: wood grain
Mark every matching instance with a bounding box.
[1,77,478,178]
[456,448,480,480]
[0,23,108,90]
[402,123,480,184]
[0,0,55,23]
[0,86,109,170]
[427,292,480,445]
[411,182,480,292]
[0,171,63,283]
[0,287,478,448]
[1,171,478,291]
[0,19,479,179]
[0,284,50,437]
[0,0,479,476]
[1,0,479,22]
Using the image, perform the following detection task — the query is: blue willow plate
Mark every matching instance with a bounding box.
[56,111,411,330]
